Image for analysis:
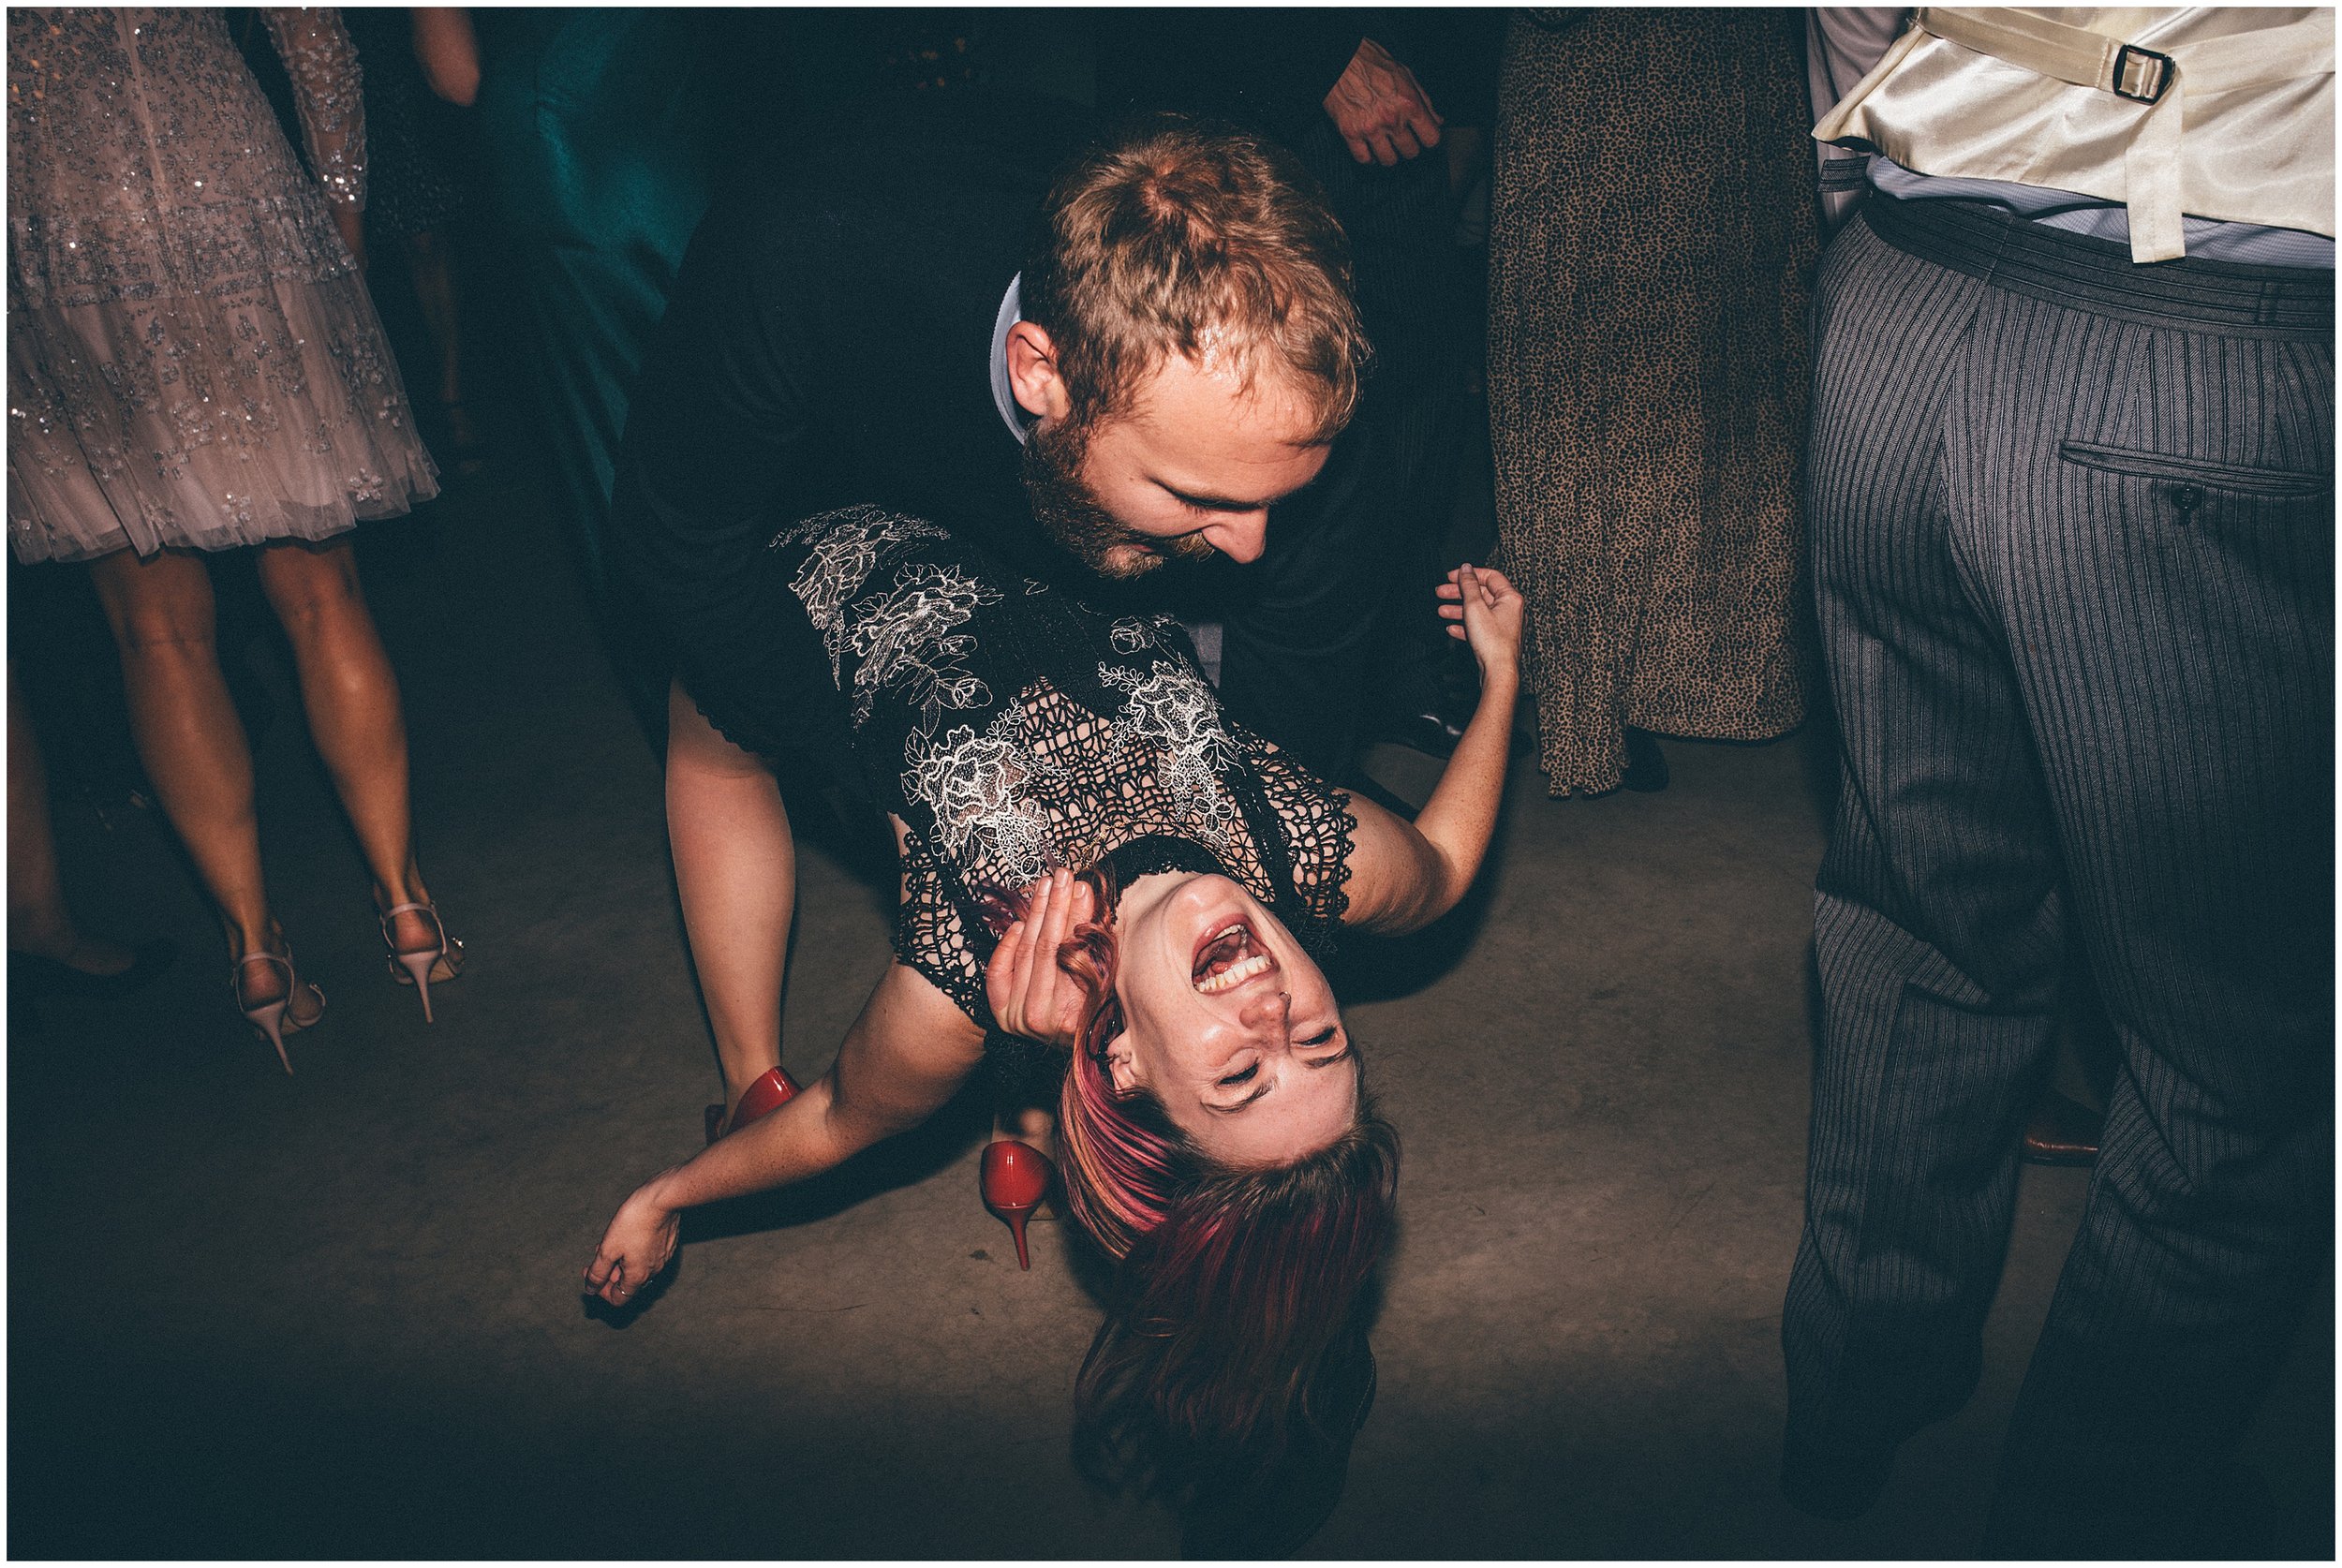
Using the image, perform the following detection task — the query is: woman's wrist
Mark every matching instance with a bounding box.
[635,1166,689,1213]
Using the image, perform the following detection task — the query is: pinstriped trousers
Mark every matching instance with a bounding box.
[1781,199,2334,1555]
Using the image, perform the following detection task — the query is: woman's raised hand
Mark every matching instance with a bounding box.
[583,1178,681,1307]
[985,867,1096,1049]
[1435,562,1524,684]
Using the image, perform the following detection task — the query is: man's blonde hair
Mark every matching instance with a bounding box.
[1022,117,1368,442]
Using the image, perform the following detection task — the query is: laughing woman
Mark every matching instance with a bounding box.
[584,504,1520,1517]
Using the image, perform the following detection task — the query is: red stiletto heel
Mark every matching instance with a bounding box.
[705,1065,801,1144]
[981,1140,1056,1270]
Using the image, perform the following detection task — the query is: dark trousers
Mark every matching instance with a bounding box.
[1216,121,1470,778]
[474,7,714,748]
[1782,199,2334,1555]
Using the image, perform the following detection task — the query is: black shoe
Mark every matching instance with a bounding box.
[8,939,177,1000]
[1781,1354,1979,1522]
[1373,643,1481,761]
[1376,706,1467,761]
[1622,728,1669,792]
[1781,1432,1898,1521]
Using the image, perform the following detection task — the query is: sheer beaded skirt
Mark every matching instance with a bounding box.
[7,8,437,564]
[8,271,437,562]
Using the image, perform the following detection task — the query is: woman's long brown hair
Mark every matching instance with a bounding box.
[980,865,1400,1505]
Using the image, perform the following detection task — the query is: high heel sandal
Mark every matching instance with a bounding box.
[704,1065,801,1145]
[232,949,324,1075]
[981,1141,1057,1271]
[379,900,465,1023]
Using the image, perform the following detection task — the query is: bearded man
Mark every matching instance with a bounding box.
[609,95,1393,1117]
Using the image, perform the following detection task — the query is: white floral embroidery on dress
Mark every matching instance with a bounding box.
[773,506,948,683]
[901,709,1061,887]
[1099,659,1239,850]
[848,561,1003,733]
[1106,613,1183,656]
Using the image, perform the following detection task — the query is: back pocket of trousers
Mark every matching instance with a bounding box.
[2058,441,2333,498]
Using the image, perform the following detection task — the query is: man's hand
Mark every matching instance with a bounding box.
[1324,37,1444,167]
[984,868,1096,1049]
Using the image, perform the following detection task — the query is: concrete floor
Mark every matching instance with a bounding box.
[10,463,2332,1560]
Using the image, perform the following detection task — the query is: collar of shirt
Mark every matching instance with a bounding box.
[989,274,1035,447]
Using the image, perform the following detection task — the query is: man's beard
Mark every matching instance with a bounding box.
[1020,421,1212,582]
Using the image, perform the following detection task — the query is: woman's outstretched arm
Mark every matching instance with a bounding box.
[583,961,986,1304]
[1341,563,1523,934]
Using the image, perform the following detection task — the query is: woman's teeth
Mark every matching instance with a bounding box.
[1193,922,1274,993]
[1196,953,1273,993]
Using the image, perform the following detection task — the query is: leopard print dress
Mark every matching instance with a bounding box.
[1488,8,1818,796]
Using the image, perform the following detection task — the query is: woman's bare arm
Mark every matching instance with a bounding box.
[411,7,481,107]
[583,960,986,1303]
[1341,564,1523,934]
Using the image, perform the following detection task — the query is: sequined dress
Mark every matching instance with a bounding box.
[7,8,437,564]
[761,505,1358,1030]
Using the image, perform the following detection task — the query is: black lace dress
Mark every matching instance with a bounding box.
[746,505,1357,1051]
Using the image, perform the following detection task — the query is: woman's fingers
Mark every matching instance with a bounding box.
[984,916,1027,1020]
[991,871,1077,1038]
[1030,869,1075,1028]
[1436,572,1470,631]
[987,870,1102,1043]
[1470,564,1521,603]
[1029,873,1063,1019]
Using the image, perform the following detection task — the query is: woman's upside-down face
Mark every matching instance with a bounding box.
[1104,871,1358,1166]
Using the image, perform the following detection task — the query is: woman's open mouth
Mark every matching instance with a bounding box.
[1193,919,1277,994]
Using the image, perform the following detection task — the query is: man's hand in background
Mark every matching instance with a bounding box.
[1324,37,1443,166]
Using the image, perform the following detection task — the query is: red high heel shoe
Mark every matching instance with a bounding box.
[981,1140,1056,1270]
[704,1065,801,1144]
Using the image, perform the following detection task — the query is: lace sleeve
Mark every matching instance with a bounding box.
[1245,737,1357,930]
[260,8,365,209]
[895,826,992,1028]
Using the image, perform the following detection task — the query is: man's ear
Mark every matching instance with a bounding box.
[1103,1032,1141,1095]
[1006,320,1074,425]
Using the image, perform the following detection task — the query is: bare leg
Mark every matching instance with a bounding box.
[665,680,793,1117]
[7,659,131,972]
[253,538,448,964]
[403,228,464,408]
[402,229,478,458]
[86,549,316,1023]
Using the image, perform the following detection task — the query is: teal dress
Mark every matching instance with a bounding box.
[473,7,716,740]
